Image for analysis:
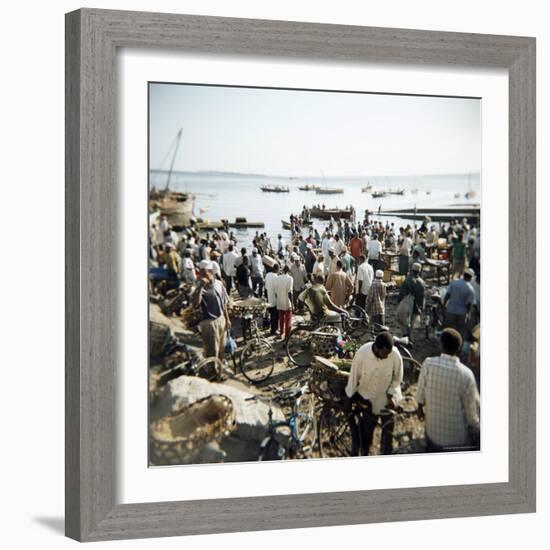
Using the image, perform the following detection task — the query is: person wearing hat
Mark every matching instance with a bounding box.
[365,269,387,326]
[416,328,480,452]
[396,262,426,339]
[344,331,403,455]
[443,268,476,338]
[327,247,339,276]
[192,260,231,376]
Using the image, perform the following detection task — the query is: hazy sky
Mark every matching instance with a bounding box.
[149,83,481,177]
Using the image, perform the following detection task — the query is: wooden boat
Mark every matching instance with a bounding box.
[388,189,405,195]
[371,190,387,198]
[315,187,344,194]
[150,129,195,226]
[309,207,354,220]
[229,217,265,229]
[281,220,292,230]
[260,185,289,193]
[361,183,372,193]
[298,184,318,191]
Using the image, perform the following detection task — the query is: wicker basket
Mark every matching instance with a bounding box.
[149,394,236,465]
[309,356,350,403]
[229,297,267,318]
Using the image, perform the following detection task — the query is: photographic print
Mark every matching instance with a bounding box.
[148,82,481,466]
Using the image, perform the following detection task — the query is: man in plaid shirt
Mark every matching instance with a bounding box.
[365,269,386,325]
[416,328,480,452]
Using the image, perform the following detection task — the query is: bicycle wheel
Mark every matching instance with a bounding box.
[401,355,423,385]
[345,304,369,337]
[240,338,275,384]
[318,402,355,458]
[286,326,314,367]
[258,437,285,461]
[295,390,317,452]
[194,356,224,381]
[373,413,425,455]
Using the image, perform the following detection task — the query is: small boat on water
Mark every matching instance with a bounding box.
[371,190,387,198]
[388,189,405,195]
[315,187,344,195]
[281,220,292,230]
[229,217,265,229]
[298,184,319,191]
[361,183,373,193]
[309,207,354,220]
[260,185,290,193]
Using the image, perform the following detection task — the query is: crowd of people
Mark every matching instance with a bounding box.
[149,210,481,455]
[150,210,480,346]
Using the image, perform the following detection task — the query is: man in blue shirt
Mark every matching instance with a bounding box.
[444,268,475,337]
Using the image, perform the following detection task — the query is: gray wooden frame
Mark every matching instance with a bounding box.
[65,8,536,542]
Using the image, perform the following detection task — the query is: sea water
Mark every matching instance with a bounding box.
[151,172,480,249]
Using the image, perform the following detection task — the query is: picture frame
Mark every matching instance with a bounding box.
[65,8,536,542]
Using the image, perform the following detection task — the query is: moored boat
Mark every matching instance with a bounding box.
[260,185,290,193]
[309,207,354,220]
[371,190,387,198]
[315,187,344,194]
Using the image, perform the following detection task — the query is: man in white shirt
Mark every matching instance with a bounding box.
[344,332,403,455]
[222,244,239,294]
[264,263,280,336]
[355,254,374,310]
[367,233,383,272]
[321,232,334,271]
[273,265,294,339]
[399,230,413,275]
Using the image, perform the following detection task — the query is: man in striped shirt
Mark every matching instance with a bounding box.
[365,269,387,325]
[416,328,480,452]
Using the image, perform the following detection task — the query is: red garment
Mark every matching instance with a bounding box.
[349,237,364,259]
[278,309,293,338]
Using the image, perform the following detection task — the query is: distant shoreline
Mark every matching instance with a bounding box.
[149,169,482,180]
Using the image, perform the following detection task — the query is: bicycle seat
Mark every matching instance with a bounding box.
[276,386,303,401]
[394,336,410,347]
[373,323,390,333]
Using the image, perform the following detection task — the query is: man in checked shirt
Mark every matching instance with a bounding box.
[416,328,480,452]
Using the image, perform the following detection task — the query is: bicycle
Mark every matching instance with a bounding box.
[239,314,275,384]
[245,384,317,460]
[424,286,446,341]
[318,396,424,457]
[286,307,366,368]
[150,332,225,401]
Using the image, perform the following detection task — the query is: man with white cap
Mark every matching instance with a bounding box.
[192,260,230,376]
[444,268,476,337]
[366,269,387,326]
[397,262,426,339]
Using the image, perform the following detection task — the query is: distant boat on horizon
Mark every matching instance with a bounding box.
[315,187,344,195]
[260,185,290,193]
